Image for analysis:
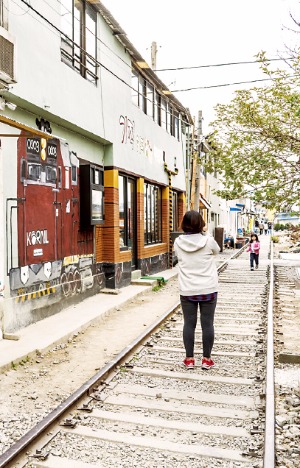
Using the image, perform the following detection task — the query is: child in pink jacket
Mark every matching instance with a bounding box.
[247,233,260,270]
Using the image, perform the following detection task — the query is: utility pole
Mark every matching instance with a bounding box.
[151,41,157,69]
[189,117,196,210]
[193,110,203,211]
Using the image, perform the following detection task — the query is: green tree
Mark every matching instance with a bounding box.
[208,52,300,211]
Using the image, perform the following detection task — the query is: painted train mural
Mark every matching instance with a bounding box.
[8,133,105,324]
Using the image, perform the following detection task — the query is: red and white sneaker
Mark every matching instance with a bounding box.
[183,357,195,369]
[201,358,215,370]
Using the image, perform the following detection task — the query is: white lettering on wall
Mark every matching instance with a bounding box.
[26,229,49,246]
[136,135,153,157]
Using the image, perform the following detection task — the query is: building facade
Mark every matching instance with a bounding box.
[0,0,191,334]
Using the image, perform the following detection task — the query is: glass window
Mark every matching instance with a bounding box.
[0,0,8,29]
[71,165,77,184]
[119,175,136,250]
[46,166,57,184]
[61,0,73,37]
[174,112,180,141]
[130,68,183,137]
[154,92,161,125]
[144,183,162,245]
[85,5,97,81]
[146,82,154,118]
[119,175,126,249]
[172,191,179,231]
[161,99,167,129]
[139,75,146,113]
[28,164,41,181]
[166,103,171,134]
[61,0,97,83]
[91,190,103,222]
[20,159,27,182]
[58,166,62,188]
[131,70,139,106]
[73,0,83,73]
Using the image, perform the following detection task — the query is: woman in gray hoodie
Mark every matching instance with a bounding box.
[174,210,220,370]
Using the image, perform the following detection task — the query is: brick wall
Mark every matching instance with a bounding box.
[96,169,185,270]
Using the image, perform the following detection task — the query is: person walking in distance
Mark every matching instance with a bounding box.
[174,211,220,370]
[246,233,260,271]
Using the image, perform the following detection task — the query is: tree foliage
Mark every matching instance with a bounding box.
[207,52,300,211]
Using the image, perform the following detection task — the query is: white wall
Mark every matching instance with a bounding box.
[0,142,4,338]
[111,103,187,189]
[6,0,132,139]
[6,3,187,189]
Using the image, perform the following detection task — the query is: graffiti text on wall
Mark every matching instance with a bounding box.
[26,229,49,246]
[136,135,153,157]
[119,115,153,157]
[119,115,135,146]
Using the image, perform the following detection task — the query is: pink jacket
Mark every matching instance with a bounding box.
[247,241,260,254]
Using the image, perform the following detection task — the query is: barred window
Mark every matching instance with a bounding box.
[61,0,97,83]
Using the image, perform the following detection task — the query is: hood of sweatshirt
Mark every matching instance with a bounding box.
[175,233,209,253]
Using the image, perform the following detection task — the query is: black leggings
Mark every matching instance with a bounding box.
[180,295,217,358]
[250,253,259,268]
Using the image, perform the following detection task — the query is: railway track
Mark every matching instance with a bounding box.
[0,244,274,468]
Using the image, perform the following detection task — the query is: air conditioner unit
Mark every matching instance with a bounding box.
[0,27,17,85]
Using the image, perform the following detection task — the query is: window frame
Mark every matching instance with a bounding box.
[154,91,161,125]
[160,98,167,130]
[144,182,162,245]
[130,67,183,137]
[0,0,8,29]
[131,69,139,107]
[172,190,179,232]
[60,0,98,83]
[119,174,136,251]
[146,82,154,118]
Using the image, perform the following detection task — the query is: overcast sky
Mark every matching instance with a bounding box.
[103,0,298,132]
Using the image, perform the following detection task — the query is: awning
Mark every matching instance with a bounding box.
[0,114,62,140]
[199,194,211,209]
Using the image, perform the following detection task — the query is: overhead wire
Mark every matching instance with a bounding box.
[171,74,300,93]
[154,57,295,72]
[17,0,299,83]
[13,0,192,120]
[41,0,133,71]
[9,0,300,124]
[9,0,190,126]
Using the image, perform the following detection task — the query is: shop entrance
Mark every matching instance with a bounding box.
[119,175,137,270]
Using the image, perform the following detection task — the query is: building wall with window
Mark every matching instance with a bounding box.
[206,172,223,236]
[0,1,190,333]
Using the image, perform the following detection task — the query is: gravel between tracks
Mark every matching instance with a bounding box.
[0,278,180,455]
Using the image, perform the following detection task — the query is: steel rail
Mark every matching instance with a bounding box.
[0,247,244,468]
[0,302,183,468]
[263,241,275,467]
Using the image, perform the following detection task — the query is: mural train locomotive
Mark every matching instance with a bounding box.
[8,133,105,320]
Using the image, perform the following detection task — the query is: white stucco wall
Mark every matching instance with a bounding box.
[0,123,19,275]
[6,2,187,189]
[0,142,5,338]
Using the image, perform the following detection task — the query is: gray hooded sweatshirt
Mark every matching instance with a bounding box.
[174,233,220,296]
